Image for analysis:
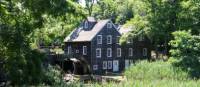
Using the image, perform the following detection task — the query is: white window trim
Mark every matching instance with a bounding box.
[67,46,71,54]
[107,35,112,44]
[93,65,98,70]
[107,23,112,28]
[107,48,112,57]
[103,61,107,69]
[143,48,147,56]
[108,61,112,69]
[85,21,88,28]
[116,36,120,44]
[129,48,133,56]
[83,46,87,55]
[97,35,102,44]
[127,38,132,44]
[96,48,101,58]
[117,48,121,57]
[125,60,129,69]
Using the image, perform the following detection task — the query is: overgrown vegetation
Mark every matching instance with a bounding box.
[170,30,200,78]
[85,61,200,87]
[1,0,200,86]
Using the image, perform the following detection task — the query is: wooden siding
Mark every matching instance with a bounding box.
[90,21,122,74]
[64,20,152,75]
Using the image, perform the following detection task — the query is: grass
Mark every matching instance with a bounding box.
[48,60,200,87]
[73,60,200,87]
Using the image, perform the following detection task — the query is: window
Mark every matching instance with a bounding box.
[83,46,87,55]
[96,48,101,58]
[76,50,79,53]
[116,36,120,44]
[97,35,102,44]
[107,35,112,44]
[107,23,112,28]
[129,48,133,56]
[67,46,71,54]
[125,60,129,69]
[138,35,144,41]
[103,61,107,69]
[117,48,121,57]
[127,38,132,44]
[84,21,88,28]
[107,48,112,57]
[93,65,98,70]
[143,48,147,56]
[108,61,112,69]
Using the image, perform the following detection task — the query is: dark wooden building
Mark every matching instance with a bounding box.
[64,17,151,75]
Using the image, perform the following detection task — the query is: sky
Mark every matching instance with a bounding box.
[78,0,98,7]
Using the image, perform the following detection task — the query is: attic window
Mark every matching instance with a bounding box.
[107,23,112,28]
[138,35,144,41]
[97,35,102,44]
[85,21,88,28]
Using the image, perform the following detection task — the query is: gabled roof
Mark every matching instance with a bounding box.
[64,19,109,42]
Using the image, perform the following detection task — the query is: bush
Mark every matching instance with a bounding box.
[91,60,200,87]
[169,30,200,78]
[125,60,188,81]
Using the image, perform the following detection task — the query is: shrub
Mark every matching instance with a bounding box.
[125,60,188,81]
[169,30,200,78]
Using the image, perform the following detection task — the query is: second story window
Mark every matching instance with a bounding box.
[107,35,112,44]
[96,48,101,58]
[129,48,133,56]
[84,21,88,28]
[97,35,102,44]
[116,36,120,44]
[107,23,112,28]
[117,48,121,57]
[107,48,112,57]
[83,46,87,55]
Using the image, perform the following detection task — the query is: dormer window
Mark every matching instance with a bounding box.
[84,21,88,28]
[107,23,112,28]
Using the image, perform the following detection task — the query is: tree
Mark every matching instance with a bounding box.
[0,0,85,85]
[169,30,200,78]
[123,0,200,55]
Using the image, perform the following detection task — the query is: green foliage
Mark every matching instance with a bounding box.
[92,0,134,24]
[92,0,118,21]
[0,0,85,85]
[125,61,188,81]
[169,30,200,78]
[88,61,200,87]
